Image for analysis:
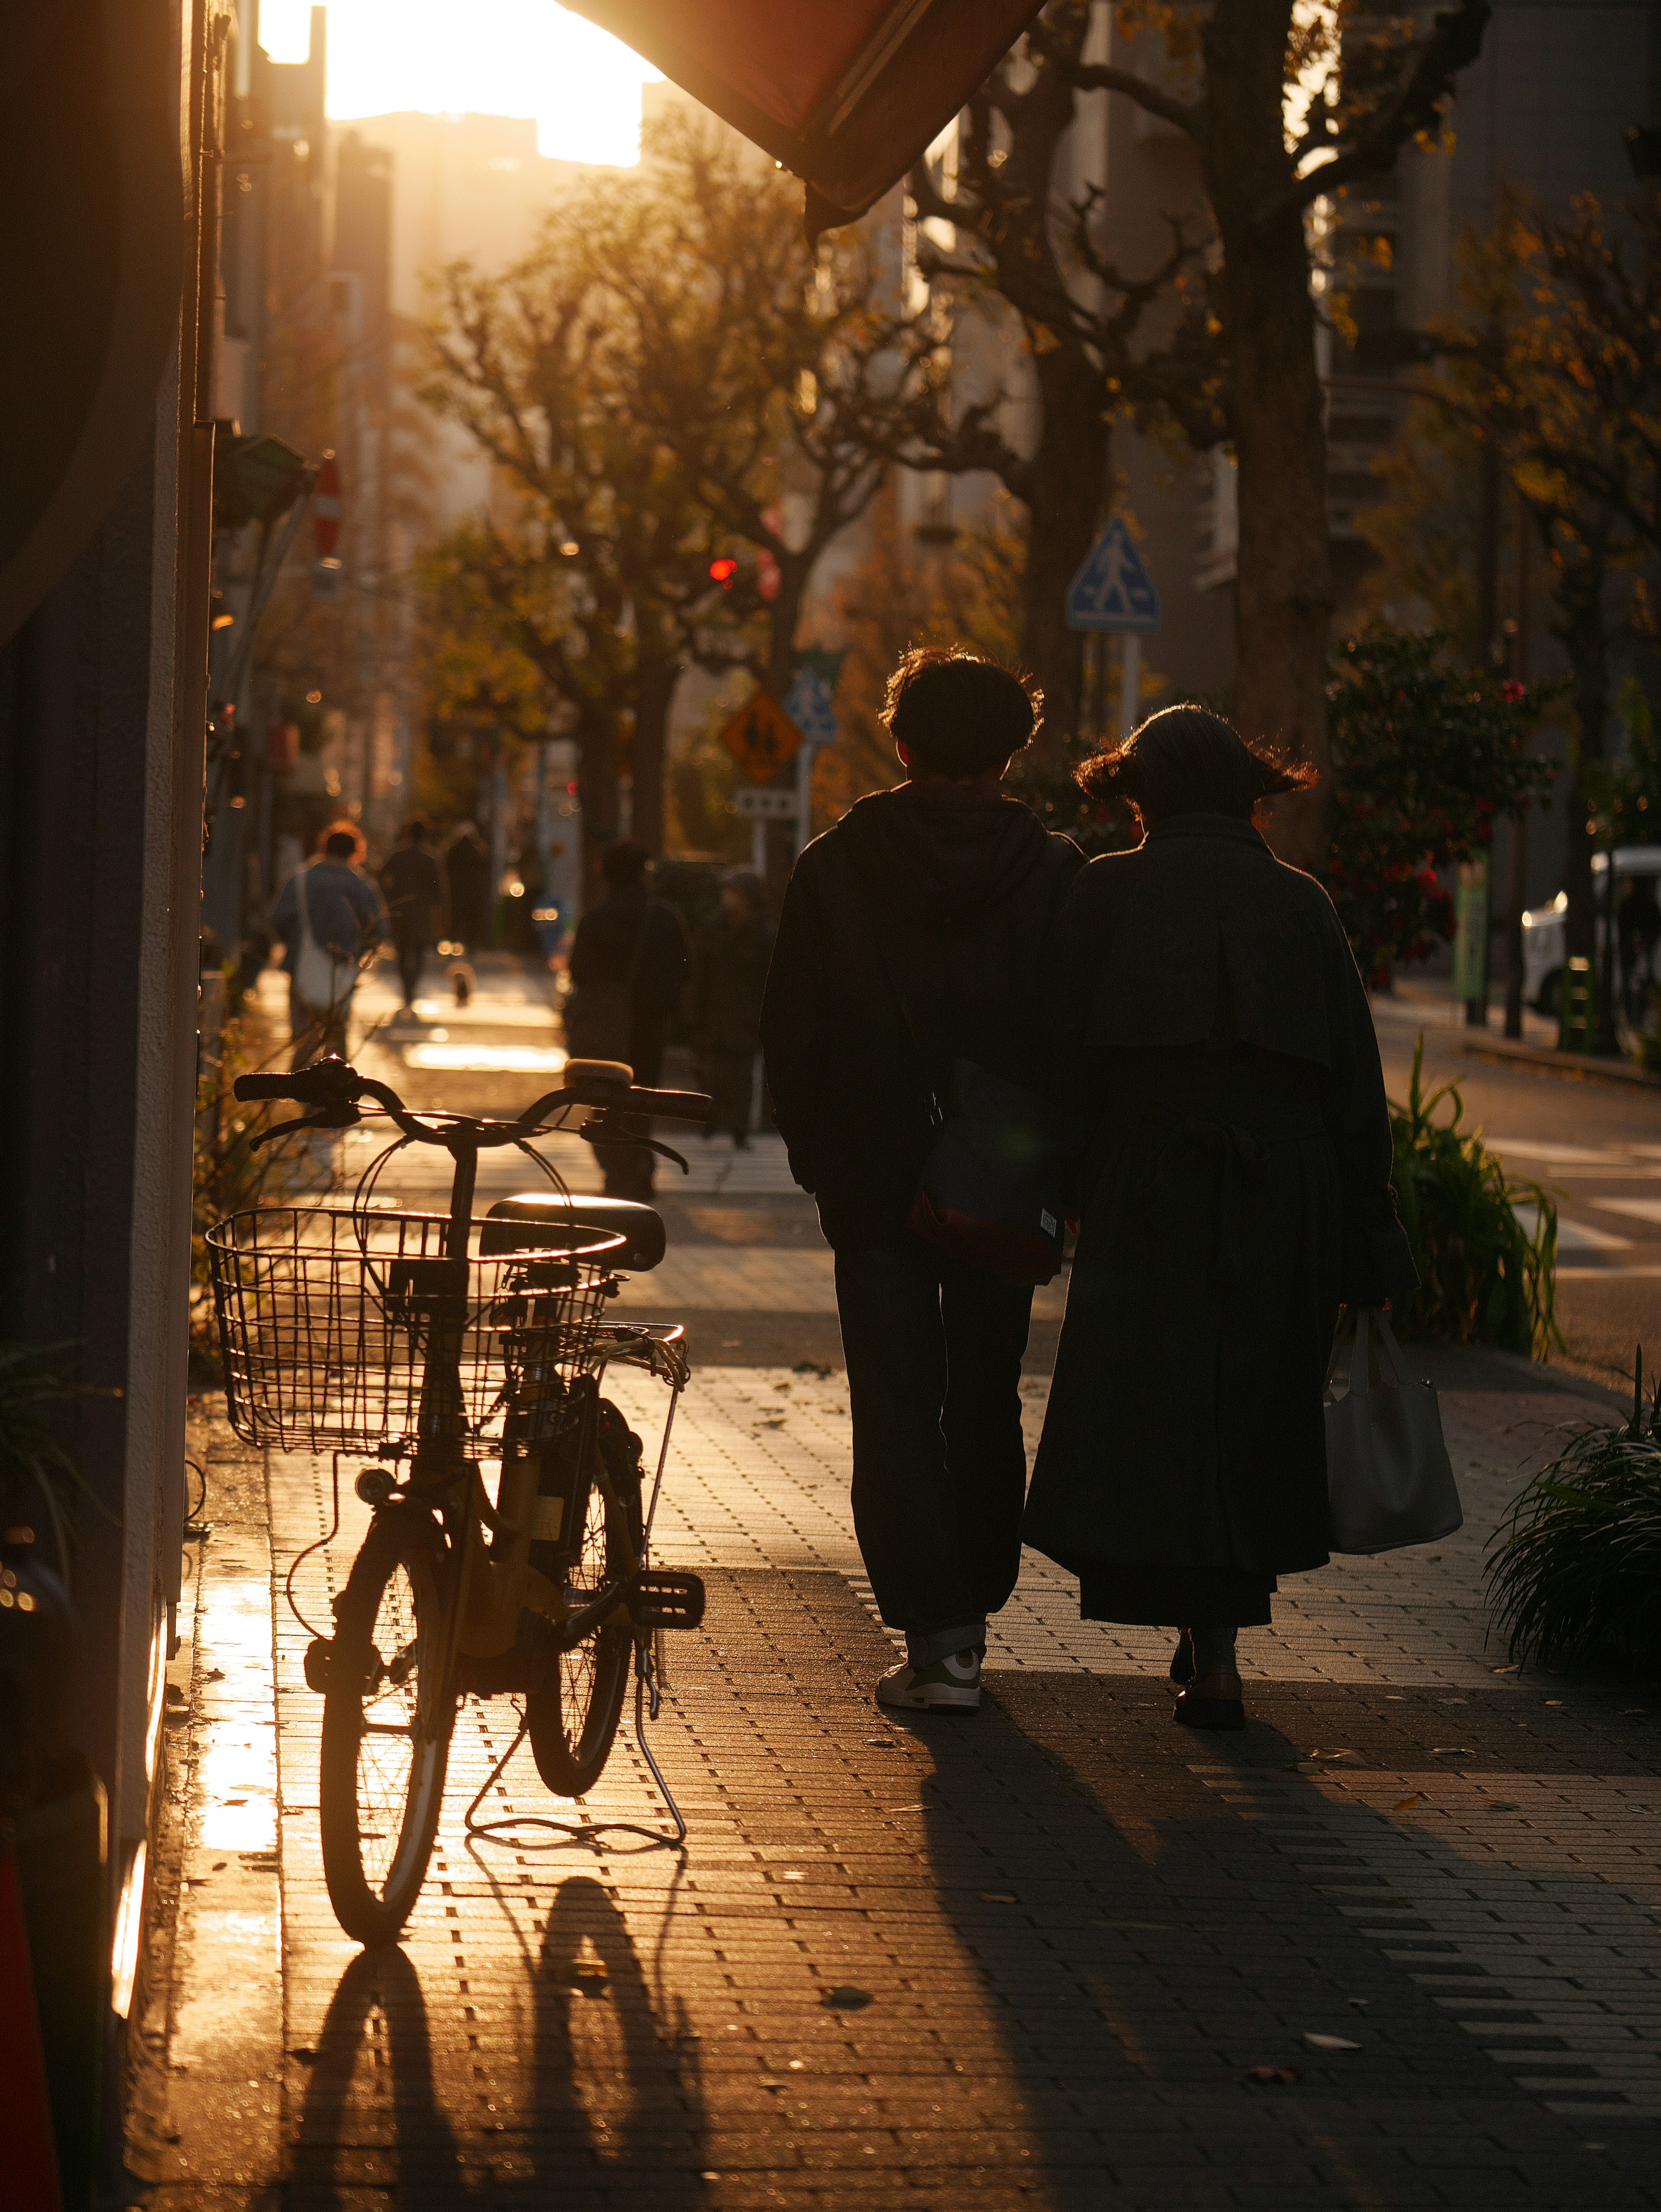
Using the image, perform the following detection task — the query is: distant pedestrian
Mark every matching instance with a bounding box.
[1617,874,1661,1021]
[272,822,388,1065]
[694,869,773,1146]
[443,820,492,952]
[565,840,691,1199]
[378,817,447,1012]
[761,648,1084,1714]
[1023,706,1416,1731]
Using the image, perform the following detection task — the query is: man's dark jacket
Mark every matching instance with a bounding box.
[379,843,446,943]
[568,885,691,1085]
[695,911,774,1057]
[761,780,1084,1247]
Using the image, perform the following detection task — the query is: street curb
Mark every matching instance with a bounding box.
[1462,1034,1661,1090]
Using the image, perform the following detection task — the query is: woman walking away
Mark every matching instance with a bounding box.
[1023,706,1415,1730]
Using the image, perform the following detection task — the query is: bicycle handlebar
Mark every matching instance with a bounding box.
[232,1055,712,1144]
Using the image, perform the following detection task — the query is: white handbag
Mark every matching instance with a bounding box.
[292,868,357,1014]
[1324,1308,1463,1555]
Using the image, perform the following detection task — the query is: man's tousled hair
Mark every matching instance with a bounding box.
[881,646,1042,780]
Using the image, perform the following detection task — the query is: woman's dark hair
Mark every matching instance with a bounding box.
[1075,704,1317,821]
[881,646,1043,778]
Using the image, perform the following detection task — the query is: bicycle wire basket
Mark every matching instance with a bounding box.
[207,1206,628,1453]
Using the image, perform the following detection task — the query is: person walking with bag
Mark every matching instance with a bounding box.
[564,840,691,1199]
[1023,706,1416,1730]
[762,648,1084,1713]
[271,822,388,1065]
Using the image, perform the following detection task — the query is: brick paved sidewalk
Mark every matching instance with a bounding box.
[132,1326,1661,2212]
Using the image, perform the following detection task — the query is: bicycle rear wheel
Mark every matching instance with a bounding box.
[320,1509,454,1944]
[527,1401,642,1797]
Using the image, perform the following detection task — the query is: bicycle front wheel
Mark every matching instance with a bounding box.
[527,1402,641,1797]
[320,1509,453,1944]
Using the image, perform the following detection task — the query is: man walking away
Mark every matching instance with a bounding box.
[762,649,1084,1713]
[565,840,691,1199]
[443,820,492,952]
[694,869,773,1147]
[379,817,447,1013]
[272,823,388,1065]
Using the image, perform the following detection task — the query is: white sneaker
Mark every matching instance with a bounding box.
[876,1649,981,1712]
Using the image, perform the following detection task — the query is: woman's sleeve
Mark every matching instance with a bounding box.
[1324,919,1418,1304]
[1038,875,1097,1117]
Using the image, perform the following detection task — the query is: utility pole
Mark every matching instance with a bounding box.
[1503,485,1531,1039]
[1467,426,1502,1028]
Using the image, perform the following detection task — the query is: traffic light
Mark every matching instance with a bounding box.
[709,556,738,589]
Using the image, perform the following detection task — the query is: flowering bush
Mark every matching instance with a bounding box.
[1327,624,1556,983]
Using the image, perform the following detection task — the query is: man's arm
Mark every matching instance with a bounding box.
[759,861,827,1194]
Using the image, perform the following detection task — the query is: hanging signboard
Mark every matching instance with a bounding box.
[718,687,805,783]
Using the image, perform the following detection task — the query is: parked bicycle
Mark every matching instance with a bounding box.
[206,1052,712,1945]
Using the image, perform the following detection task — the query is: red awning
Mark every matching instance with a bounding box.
[566,0,1046,226]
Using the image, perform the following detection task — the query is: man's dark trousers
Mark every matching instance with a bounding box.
[833,1235,1033,1658]
[394,931,426,1006]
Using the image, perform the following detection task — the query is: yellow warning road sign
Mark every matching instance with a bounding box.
[718,687,804,784]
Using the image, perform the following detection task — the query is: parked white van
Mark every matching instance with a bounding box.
[1521,845,1661,1015]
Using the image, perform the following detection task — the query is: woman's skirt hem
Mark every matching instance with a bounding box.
[1078,1564,1277,1628]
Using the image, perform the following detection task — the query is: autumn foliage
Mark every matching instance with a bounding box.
[1326,625,1555,984]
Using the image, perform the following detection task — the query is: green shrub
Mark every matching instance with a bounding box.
[1487,1354,1661,1671]
[1388,1037,1560,1358]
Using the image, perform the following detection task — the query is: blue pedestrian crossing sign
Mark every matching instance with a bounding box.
[1066,517,1161,634]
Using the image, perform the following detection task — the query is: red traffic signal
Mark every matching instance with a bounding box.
[709,556,738,589]
[314,450,341,558]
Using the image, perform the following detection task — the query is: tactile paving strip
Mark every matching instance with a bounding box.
[1190,1762,1661,2121]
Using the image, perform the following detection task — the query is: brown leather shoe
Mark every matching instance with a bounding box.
[1173,1661,1245,1731]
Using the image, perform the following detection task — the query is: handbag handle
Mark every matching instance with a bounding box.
[1329,1306,1405,1401]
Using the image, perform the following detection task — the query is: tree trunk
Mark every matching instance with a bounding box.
[576,710,621,885]
[631,652,679,856]
[1203,2,1332,875]
[1019,349,1109,769]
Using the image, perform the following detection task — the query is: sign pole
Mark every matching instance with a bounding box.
[1119,634,1141,741]
[793,739,816,861]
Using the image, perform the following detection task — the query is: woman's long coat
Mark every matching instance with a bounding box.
[1023,815,1416,1619]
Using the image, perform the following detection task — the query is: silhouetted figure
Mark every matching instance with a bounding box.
[694,869,773,1146]
[1617,875,1661,1020]
[762,650,1084,1715]
[566,841,691,1199]
[378,817,446,1010]
[443,821,491,952]
[1025,705,1416,1732]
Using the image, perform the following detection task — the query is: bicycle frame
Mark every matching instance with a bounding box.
[380,1134,687,1725]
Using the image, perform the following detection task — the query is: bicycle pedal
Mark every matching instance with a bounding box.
[630,1568,705,1632]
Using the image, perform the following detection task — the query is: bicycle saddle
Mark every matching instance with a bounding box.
[481,1192,667,1271]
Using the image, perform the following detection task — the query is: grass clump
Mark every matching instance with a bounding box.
[1487,1353,1661,1672]
[1388,1036,1560,1359]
